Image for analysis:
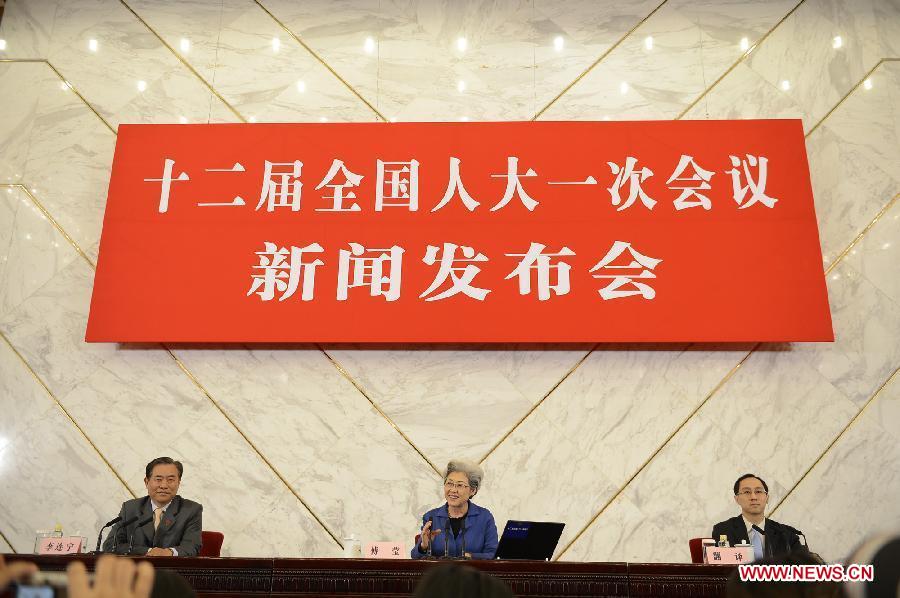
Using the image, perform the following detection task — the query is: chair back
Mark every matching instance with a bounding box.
[689,537,706,563]
[200,531,224,557]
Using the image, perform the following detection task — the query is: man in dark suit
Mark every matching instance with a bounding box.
[711,473,802,560]
[102,457,202,557]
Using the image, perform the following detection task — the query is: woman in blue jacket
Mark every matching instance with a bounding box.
[411,460,498,560]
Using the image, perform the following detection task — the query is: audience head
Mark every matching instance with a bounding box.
[414,564,513,598]
[843,532,900,598]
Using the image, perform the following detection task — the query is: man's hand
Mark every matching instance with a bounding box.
[146,548,173,557]
[68,555,155,598]
[0,554,38,589]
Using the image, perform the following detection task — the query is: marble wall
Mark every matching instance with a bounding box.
[0,0,898,562]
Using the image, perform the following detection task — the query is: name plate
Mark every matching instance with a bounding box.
[38,536,82,555]
[705,545,754,564]
[363,541,406,559]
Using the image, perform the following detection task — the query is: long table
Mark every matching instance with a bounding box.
[2,555,735,597]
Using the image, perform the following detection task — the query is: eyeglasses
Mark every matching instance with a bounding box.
[737,489,767,497]
[444,481,470,491]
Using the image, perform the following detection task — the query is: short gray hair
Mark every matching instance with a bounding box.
[445,460,484,493]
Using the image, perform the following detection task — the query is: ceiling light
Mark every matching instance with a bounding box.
[137,80,147,92]
[457,37,467,52]
[832,36,842,49]
[272,37,280,52]
[180,38,191,53]
[296,80,306,92]
[740,37,749,51]
[863,78,872,90]
[780,80,790,91]
[364,37,375,54]
[457,80,466,93]
[644,36,653,50]
[88,39,98,52]
[553,36,564,52]
[620,81,629,94]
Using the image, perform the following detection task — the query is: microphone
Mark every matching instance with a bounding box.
[443,520,451,559]
[425,518,433,558]
[94,516,122,553]
[128,514,153,555]
[111,515,140,554]
[460,520,467,559]
[779,523,808,548]
[751,524,766,535]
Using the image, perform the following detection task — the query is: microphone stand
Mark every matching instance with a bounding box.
[443,520,452,559]
[460,521,468,560]
[94,518,120,554]
[128,516,153,555]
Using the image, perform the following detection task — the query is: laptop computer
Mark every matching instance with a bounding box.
[494,520,565,560]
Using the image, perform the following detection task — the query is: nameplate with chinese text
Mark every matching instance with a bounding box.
[363,542,407,559]
[86,120,833,343]
[705,546,755,564]
[38,536,83,555]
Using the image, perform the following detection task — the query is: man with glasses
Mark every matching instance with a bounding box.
[711,473,802,559]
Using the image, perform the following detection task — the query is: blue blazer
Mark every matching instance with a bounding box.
[411,501,498,560]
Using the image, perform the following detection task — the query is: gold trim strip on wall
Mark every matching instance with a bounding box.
[166,350,344,549]
[478,344,598,464]
[7,185,97,269]
[482,0,812,467]
[675,0,806,120]
[0,527,17,554]
[554,346,757,560]
[769,365,899,516]
[318,346,441,476]
[0,330,138,499]
[557,184,900,558]
[0,59,116,135]
[253,0,387,122]
[805,59,899,138]
[533,0,669,120]
[825,193,899,276]
[117,0,246,123]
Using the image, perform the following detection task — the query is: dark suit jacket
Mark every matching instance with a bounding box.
[711,515,802,558]
[102,495,202,556]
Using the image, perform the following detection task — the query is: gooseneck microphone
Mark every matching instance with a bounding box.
[111,515,140,554]
[780,523,808,548]
[128,514,154,555]
[443,520,451,559]
[460,520,467,559]
[94,516,122,553]
[751,524,766,536]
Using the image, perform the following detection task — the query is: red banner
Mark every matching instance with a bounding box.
[86,120,833,343]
